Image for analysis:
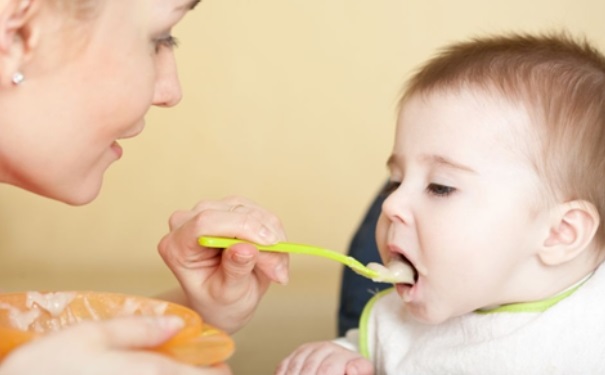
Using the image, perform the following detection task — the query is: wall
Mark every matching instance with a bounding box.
[1,0,604,373]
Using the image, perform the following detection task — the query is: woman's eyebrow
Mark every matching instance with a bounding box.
[178,0,201,11]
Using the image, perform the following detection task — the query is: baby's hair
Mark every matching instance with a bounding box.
[400,32,605,244]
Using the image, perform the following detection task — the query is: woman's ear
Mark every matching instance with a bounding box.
[539,200,600,266]
[0,0,40,86]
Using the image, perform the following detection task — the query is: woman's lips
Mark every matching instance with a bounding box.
[110,141,123,159]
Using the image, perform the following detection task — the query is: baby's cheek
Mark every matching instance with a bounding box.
[374,217,390,259]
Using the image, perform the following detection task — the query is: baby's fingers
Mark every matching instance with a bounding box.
[275,342,352,375]
[345,357,374,375]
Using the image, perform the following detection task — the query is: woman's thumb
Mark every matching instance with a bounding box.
[220,244,259,285]
[83,315,184,349]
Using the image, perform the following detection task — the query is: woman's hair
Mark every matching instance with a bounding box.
[400,32,605,242]
[40,0,103,60]
[48,0,100,19]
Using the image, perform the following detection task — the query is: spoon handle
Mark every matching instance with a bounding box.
[198,236,380,280]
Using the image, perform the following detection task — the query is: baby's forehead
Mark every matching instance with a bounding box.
[404,85,528,109]
[398,88,543,160]
[401,87,537,128]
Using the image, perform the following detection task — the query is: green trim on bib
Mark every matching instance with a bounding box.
[358,276,589,359]
[476,279,586,314]
[359,288,394,359]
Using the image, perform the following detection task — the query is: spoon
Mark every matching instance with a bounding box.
[198,236,414,284]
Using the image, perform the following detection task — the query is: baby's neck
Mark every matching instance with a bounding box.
[477,270,595,314]
[543,245,605,298]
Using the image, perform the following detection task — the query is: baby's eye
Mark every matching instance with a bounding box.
[154,35,179,53]
[427,183,455,197]
[381,181,401,197]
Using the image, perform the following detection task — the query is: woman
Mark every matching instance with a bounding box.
[0,0,288,373]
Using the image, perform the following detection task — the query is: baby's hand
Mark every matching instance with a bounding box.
[275,341,373,375]
[0,316,230,375]
[158,196,289,333]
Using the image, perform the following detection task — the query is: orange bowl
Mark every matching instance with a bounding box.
[0,291,234,366]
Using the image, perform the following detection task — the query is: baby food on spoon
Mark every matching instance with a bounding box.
[367,259,416,284]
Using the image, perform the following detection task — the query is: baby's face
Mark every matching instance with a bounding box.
[375,89,553,324]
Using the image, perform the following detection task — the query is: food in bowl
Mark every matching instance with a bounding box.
[0,291,234,366]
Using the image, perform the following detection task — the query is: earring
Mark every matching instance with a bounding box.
[11,72,25,85]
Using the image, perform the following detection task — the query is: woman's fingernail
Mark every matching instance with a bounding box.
[233,251,254,265]
[156,316,185,331]
[274,263,289,285]
[259,226,278,243]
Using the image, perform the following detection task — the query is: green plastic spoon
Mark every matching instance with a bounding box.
[198,236,414,284]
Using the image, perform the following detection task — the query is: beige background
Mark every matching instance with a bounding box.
[1,0,604,373]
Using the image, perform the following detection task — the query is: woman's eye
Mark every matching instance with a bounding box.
[427,183,455,197]
[381,181,401,197]
[154,35,179,53]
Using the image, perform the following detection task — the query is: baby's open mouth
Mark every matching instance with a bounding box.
[367,253,418,285]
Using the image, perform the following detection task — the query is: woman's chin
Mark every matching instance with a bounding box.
[53,182,103,206]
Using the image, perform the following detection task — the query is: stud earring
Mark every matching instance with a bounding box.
[11,72,25,85]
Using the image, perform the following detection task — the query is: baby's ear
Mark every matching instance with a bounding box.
[539,200,600,266]
[0,0,40,86]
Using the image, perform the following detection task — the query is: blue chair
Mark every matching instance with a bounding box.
[337,182,390,336]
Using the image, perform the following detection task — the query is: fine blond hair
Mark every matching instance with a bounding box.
[48,0,99,18]
[400,32,605,243]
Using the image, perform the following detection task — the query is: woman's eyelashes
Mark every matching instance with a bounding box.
[154,35,179,52]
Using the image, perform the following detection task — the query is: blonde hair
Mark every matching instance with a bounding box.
[401,33,605,242]
[48,0,100,19]
[39,0,102,61]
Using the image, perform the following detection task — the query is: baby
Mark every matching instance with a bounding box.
[276,32,605,374]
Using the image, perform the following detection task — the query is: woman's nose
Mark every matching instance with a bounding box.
[152,51,183,108]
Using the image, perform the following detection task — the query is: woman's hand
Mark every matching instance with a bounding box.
[275,341,373,375]
[0,316,231,375]
[158,196,289,333]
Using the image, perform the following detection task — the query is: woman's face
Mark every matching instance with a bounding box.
[0,0,199,204]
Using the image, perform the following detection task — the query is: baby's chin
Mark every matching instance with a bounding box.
[405,302,465,325]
